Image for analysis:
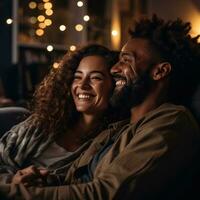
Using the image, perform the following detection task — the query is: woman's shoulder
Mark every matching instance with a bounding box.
[0,115,41,141]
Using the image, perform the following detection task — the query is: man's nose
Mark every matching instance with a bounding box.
[110,62,121,75]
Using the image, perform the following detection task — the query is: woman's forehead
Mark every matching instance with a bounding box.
[77,55,109,72]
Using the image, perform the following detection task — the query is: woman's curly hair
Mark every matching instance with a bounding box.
[29,44,119,135]
[129,15,200,106]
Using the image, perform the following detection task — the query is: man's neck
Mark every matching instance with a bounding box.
[130,85,168,123]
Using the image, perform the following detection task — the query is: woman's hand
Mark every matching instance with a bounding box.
[12,165,49,186]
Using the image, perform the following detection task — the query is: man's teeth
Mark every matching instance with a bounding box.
[116,80,126,86]
[78,94,91,99]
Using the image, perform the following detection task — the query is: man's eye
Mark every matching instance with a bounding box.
[123,58,131,63]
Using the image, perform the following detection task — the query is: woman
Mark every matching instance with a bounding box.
[0,44,124,184]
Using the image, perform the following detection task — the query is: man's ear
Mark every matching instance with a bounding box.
[152,62,172,80]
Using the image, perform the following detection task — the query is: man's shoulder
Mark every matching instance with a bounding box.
[143,103,194,123]
[119,103,199,137]
[135,103,199,135]
[151,103,189,115]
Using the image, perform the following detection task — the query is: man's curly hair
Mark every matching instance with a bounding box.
[29,44,119,135]
[129,15,200,106]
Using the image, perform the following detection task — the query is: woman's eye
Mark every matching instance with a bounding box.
[74,75,81,80]
[91,76,103,80]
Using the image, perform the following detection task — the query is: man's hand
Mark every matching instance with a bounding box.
[12,165,49,186]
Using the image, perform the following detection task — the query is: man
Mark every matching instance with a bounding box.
[1,15,200,200]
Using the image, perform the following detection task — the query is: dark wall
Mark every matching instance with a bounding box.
[0,0,12,75]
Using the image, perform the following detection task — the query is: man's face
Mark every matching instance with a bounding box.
[110,38,156,109]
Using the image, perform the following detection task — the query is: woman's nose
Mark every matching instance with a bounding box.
[78,78,91,89]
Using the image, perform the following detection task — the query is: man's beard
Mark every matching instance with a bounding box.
[110,72,154,110]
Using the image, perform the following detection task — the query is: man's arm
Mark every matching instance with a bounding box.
[1,107,199,200]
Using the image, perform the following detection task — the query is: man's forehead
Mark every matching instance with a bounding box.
[120,39,140,57]
[121,38,153,58]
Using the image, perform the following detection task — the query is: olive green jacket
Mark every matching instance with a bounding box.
[1,103,200,200]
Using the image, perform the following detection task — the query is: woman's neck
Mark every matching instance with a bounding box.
[77,113,103,135]
[56,113,104,152]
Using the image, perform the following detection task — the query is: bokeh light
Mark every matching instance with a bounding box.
[75,24,83,31]
[77,1,83,7]
[83,15,90,22]
[6,18,13,24]
[36,29,44,36]
[47,45,54,52]
[70,45,76,51]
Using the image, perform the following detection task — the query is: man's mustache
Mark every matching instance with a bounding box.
[111,74,126,80]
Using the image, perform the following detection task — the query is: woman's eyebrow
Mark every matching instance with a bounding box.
[74,71,82,74]
[75,70,105,76]
[90,71,105,76]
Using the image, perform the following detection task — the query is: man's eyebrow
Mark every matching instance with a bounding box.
[120,52,135,58]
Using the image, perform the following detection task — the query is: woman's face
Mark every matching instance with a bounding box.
[71,55,113,115]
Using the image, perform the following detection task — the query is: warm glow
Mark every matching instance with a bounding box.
[111,2,121,50]
[111,30,118,36]
[75,24,83,31]
[189,16,200,41]
[29,17,37,24]
[53,62,59,69]
[36,29,44,36]
[45,9,53,16]
[47,45,53,52]
[38,3,44,10]
[70,45,76,51]
[39,22,46,29]
[6,18,13,24]
[77,1,83,7]
[37,15,45,22]
[29,2,37,9]
[44,19,52,26]
[83,15,90,22]
[44,2,52,10]
[59,25,66,31]
[43,0,49,2]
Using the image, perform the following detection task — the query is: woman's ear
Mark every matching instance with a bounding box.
[152,62,172,80]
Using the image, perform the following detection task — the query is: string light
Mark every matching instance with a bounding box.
[39,23,46,29]
[44,2,52,9]
[83,15,90,22]
[29,17,37,24]
[53,62,59,69]
[38,3,44,10]
[37,15,45,22]
[36,29,44,36]
[59,25,66,31]
[47,45,53,52]
[77,1,83,7]
[44,19,52,26]
[75,24,83,31]
[29,2,37,9]
[6,18,13,24]
[45,9,53,16]
[70,45,76,51]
